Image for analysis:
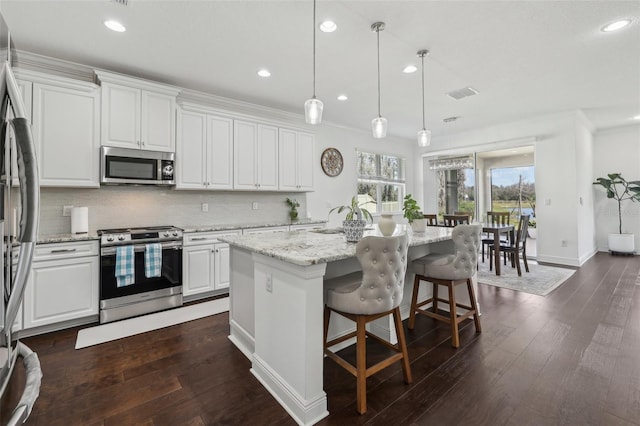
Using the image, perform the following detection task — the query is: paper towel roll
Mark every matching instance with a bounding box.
[71,207,88,234]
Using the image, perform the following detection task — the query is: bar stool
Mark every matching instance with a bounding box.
[324,234,411,415]
[408,224,482,348]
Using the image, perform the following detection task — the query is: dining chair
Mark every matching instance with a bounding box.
[481,211,510,262]
[408,224,482,348]
[443,214,470,227]
[323,234,412,414]
[489,214,530,276]
[423,214,438,226]
[454,210,474,221]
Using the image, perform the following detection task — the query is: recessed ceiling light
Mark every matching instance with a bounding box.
[403,65,417,74]
[320,20,337,33]
[104,20,126,32]
[601,19,632,32]
[337,94,348,101]
[257,69,271,78]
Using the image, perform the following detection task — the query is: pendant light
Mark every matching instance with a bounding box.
[417,49,431,147]
[371,22,387,138]
[304,0,323,124]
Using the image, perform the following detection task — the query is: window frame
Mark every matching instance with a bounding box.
[356,150,406,215]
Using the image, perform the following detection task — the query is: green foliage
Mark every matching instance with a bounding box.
[329,196,374,223]
[593,173,640,234]
[285,198,300,220]
[528,219,536,228]
[403,194,423,223]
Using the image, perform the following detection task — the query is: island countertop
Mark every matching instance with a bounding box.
[217,225,453,266]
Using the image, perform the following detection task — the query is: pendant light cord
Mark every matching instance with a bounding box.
[376,27,381,117]
[421,53,425,129]
[312,0,316,98]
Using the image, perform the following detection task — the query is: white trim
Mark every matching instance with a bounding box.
[535,254,581,267]
[228,319,255,359]
[15,68,98,92]
[94,69,181,96]
[421,136,537,159]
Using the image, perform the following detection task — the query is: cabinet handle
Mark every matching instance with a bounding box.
[141,141,145,147]
[191,237,208,241]
[50,248,77,254]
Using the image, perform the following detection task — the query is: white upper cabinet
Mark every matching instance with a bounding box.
[14,70,101,188]
[278,129,314,191]
[234,120,278,191]
[176,107,233,190]
[95,71,179,152]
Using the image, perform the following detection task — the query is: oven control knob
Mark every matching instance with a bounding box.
[106,236,114,242]
[172,231,178,236]
[163,231,170,237]
[118,234,125,241]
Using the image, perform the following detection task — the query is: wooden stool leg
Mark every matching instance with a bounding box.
[466,278,482,333]
[356,316,367,414]
[393,307,412,384]
[408,274,421,330]
[432,282,439,313]
[448,284,459,348]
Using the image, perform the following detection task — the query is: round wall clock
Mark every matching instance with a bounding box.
[321,148,343,177]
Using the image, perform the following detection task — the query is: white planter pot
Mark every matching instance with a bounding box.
[410,218,427,233]
[528,228,537,239]
[608,233,635,254]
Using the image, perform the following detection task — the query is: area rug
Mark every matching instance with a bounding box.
[477,258,576,296]
[75,297,229,349]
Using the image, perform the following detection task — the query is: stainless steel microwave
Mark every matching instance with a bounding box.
[100,146,175,185]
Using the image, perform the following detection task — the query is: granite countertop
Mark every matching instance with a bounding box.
[182,218,327,233]
[36,233,100,244]
[218,225,453,266]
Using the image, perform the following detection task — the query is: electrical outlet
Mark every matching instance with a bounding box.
[561,240,568,247]
[265,274,273,293]
[201,203,209,212]
[252,202,259,210]
[62,205,73,217]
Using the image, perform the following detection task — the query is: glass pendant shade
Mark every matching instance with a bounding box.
[304,97,323,124]
[417,128,431,147]
[372,116,388,138]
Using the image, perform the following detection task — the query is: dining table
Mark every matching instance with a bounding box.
[481,222,515,275]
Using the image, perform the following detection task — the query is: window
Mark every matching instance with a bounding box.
[357,150,406,214]
[490,166,535,222]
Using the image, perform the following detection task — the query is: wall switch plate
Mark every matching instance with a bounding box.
[265,274,273,292]
[252,202,259,210]
[201,203,209,212]
[62,205,73,217]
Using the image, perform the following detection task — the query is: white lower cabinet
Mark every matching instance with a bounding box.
[23,241,99,330]
[183,230,241,299]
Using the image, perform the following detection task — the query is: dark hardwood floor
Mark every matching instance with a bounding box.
[3,252,639,425]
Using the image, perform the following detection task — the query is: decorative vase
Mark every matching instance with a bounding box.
[410,218,427,233]
[378,213,396,236]
[343,220,366,242]
[289,210,299,221]
[608,233,635,254]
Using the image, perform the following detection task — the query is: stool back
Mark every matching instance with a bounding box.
[355,234,409,314]
[449,224,482,279]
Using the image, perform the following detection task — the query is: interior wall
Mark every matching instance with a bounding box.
[593,123,640,251]
[575,113,597,262]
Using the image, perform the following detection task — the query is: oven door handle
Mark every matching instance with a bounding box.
[101,241,182,256]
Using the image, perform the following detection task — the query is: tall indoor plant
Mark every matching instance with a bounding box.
[593,173,640,253]
[329,196,374,242]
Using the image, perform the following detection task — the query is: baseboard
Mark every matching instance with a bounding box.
[229,319,255,360]
[535,254,581,267]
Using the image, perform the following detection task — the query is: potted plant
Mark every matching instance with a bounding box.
[593,173,640,254]
[403,194,427,233]
[329,196,374,242]
[285,198,300,221]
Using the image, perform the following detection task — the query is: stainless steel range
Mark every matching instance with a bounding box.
[98,225,183,324]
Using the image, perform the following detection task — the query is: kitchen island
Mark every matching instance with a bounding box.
[219,226,461,425]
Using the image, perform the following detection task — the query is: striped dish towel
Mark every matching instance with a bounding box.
[115,245,135,287]
[145,243,162,278]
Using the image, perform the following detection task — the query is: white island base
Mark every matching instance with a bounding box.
[223,227,477,425]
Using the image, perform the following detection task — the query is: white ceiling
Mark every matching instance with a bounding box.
[1,0,639,141]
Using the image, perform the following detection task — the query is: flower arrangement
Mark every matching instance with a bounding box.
[285,198,300,220]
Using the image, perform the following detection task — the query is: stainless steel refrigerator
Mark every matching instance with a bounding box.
[0,14,42,426]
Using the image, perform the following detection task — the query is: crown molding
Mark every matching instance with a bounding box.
[12,50,94,83]
[95,69,180,96]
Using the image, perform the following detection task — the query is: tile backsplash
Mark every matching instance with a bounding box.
[37,186,308,235]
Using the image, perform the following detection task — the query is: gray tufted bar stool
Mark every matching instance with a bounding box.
[408,224,482,348]
[323,234,412,415]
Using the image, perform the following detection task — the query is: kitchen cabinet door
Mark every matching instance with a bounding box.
[141,90,175,152]
[32,83,100,187]
[278,129,314,192]
[214,243,231,290]
[183,244,215,297]
[176,110,208,189]
[206,115,233,189]
[101,82,141,149]
[234,120,278,190]
[23,255,99,329]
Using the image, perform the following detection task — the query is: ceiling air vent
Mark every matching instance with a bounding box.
[443,116,461,123]
[446,86,478,100]
[111,0,128,5]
